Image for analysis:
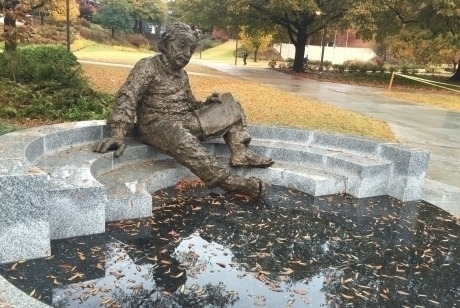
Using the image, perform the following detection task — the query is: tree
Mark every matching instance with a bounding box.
[130,0,166,34]
[353,0,460,81]
[43,0,79,22]
[92,2,133,37]
[177,0,364,72]
[240,27,272,62]
[1,0,47,51]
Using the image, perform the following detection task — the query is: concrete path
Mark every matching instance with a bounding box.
[192,60,460,192]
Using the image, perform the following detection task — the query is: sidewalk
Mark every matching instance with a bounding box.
[192,60,460,194]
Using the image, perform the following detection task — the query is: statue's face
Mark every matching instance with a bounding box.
[164,33,197,70]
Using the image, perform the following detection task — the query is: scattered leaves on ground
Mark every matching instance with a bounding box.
[81,63,396,142]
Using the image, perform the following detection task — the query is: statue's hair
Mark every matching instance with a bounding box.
[158,22,197,54]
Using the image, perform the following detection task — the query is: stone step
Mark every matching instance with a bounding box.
[210,139,392,198]
[96,158,347,223]
[31,135,398,239]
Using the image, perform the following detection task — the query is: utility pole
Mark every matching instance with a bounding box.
[66,0,70,52]
[316,11,327,73]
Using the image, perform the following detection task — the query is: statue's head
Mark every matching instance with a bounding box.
[158,22,197,70]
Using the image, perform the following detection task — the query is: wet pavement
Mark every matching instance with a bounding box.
[192,61,460,190]
[1,185,459,308]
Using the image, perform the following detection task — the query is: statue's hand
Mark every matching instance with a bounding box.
[92,138,126,157]
[205,92,222,104]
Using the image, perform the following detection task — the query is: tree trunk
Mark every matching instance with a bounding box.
[111,27,115,38]
[254,48,258,62]
[293,30,307,72]
[137,20,143,34]
[449,61,460,82]
[4,10,18,51]
[451,60,457,73]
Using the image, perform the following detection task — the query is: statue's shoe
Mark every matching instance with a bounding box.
[220,175,265,199]
[230,150,274,168]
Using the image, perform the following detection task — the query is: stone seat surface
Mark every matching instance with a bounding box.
[0,121,431,265]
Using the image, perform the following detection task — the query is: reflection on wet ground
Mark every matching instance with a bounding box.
[1,182,460,308]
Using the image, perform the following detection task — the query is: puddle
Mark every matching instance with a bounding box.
[1,184,459,307]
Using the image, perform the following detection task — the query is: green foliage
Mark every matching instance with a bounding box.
[0,78,113,121]
[0,123,15,136]
[0,45,113,121]
[197,36,222,52]
[0,45,81,85]
[92,3,134,34]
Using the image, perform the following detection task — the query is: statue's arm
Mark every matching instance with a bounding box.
[93,58,154,156]
[184,71,222,110]
[107,58,154,138]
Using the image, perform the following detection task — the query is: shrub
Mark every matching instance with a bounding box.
[257,47,283,61]
[0,45,81,86]
[343,60,361,73]
[268,60,277,68]
[0,78,113,121]
[125,34,149,48]
[337,64,345,73]
[79,26,111,43]
[389,66,398,73]
[323,60,332,71]
[197,37,221,53]
[400,65,410,75]
[78,18,91,28]
[285,57,294,63]
[358,63,369,73]
[220,37,229,43]
[278,62,286,69]
[0,123,15,136]
[308,60,321,70]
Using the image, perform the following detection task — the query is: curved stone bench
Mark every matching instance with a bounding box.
[0,120,430,265]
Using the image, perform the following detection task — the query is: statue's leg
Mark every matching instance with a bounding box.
[194,93,274,168]
[223,120,274,168]
[140,120,265,199]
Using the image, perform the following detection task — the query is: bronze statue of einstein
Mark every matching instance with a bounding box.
[93,22,273,198]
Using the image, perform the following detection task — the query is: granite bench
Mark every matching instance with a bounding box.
[0,120,430,264]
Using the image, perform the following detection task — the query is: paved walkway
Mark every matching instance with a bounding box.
[192,60,460,191]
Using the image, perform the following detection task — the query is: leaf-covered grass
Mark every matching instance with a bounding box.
[380,91,460,111]
[81,63,396,142]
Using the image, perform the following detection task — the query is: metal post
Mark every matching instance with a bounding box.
[331,30,337,64]
[319,20,327,72]
[66,0,70,52]
[388,71,395,91]
[234,37,238,65]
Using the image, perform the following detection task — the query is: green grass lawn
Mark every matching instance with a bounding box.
[73,45,154,65]
[194,39,271,67]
